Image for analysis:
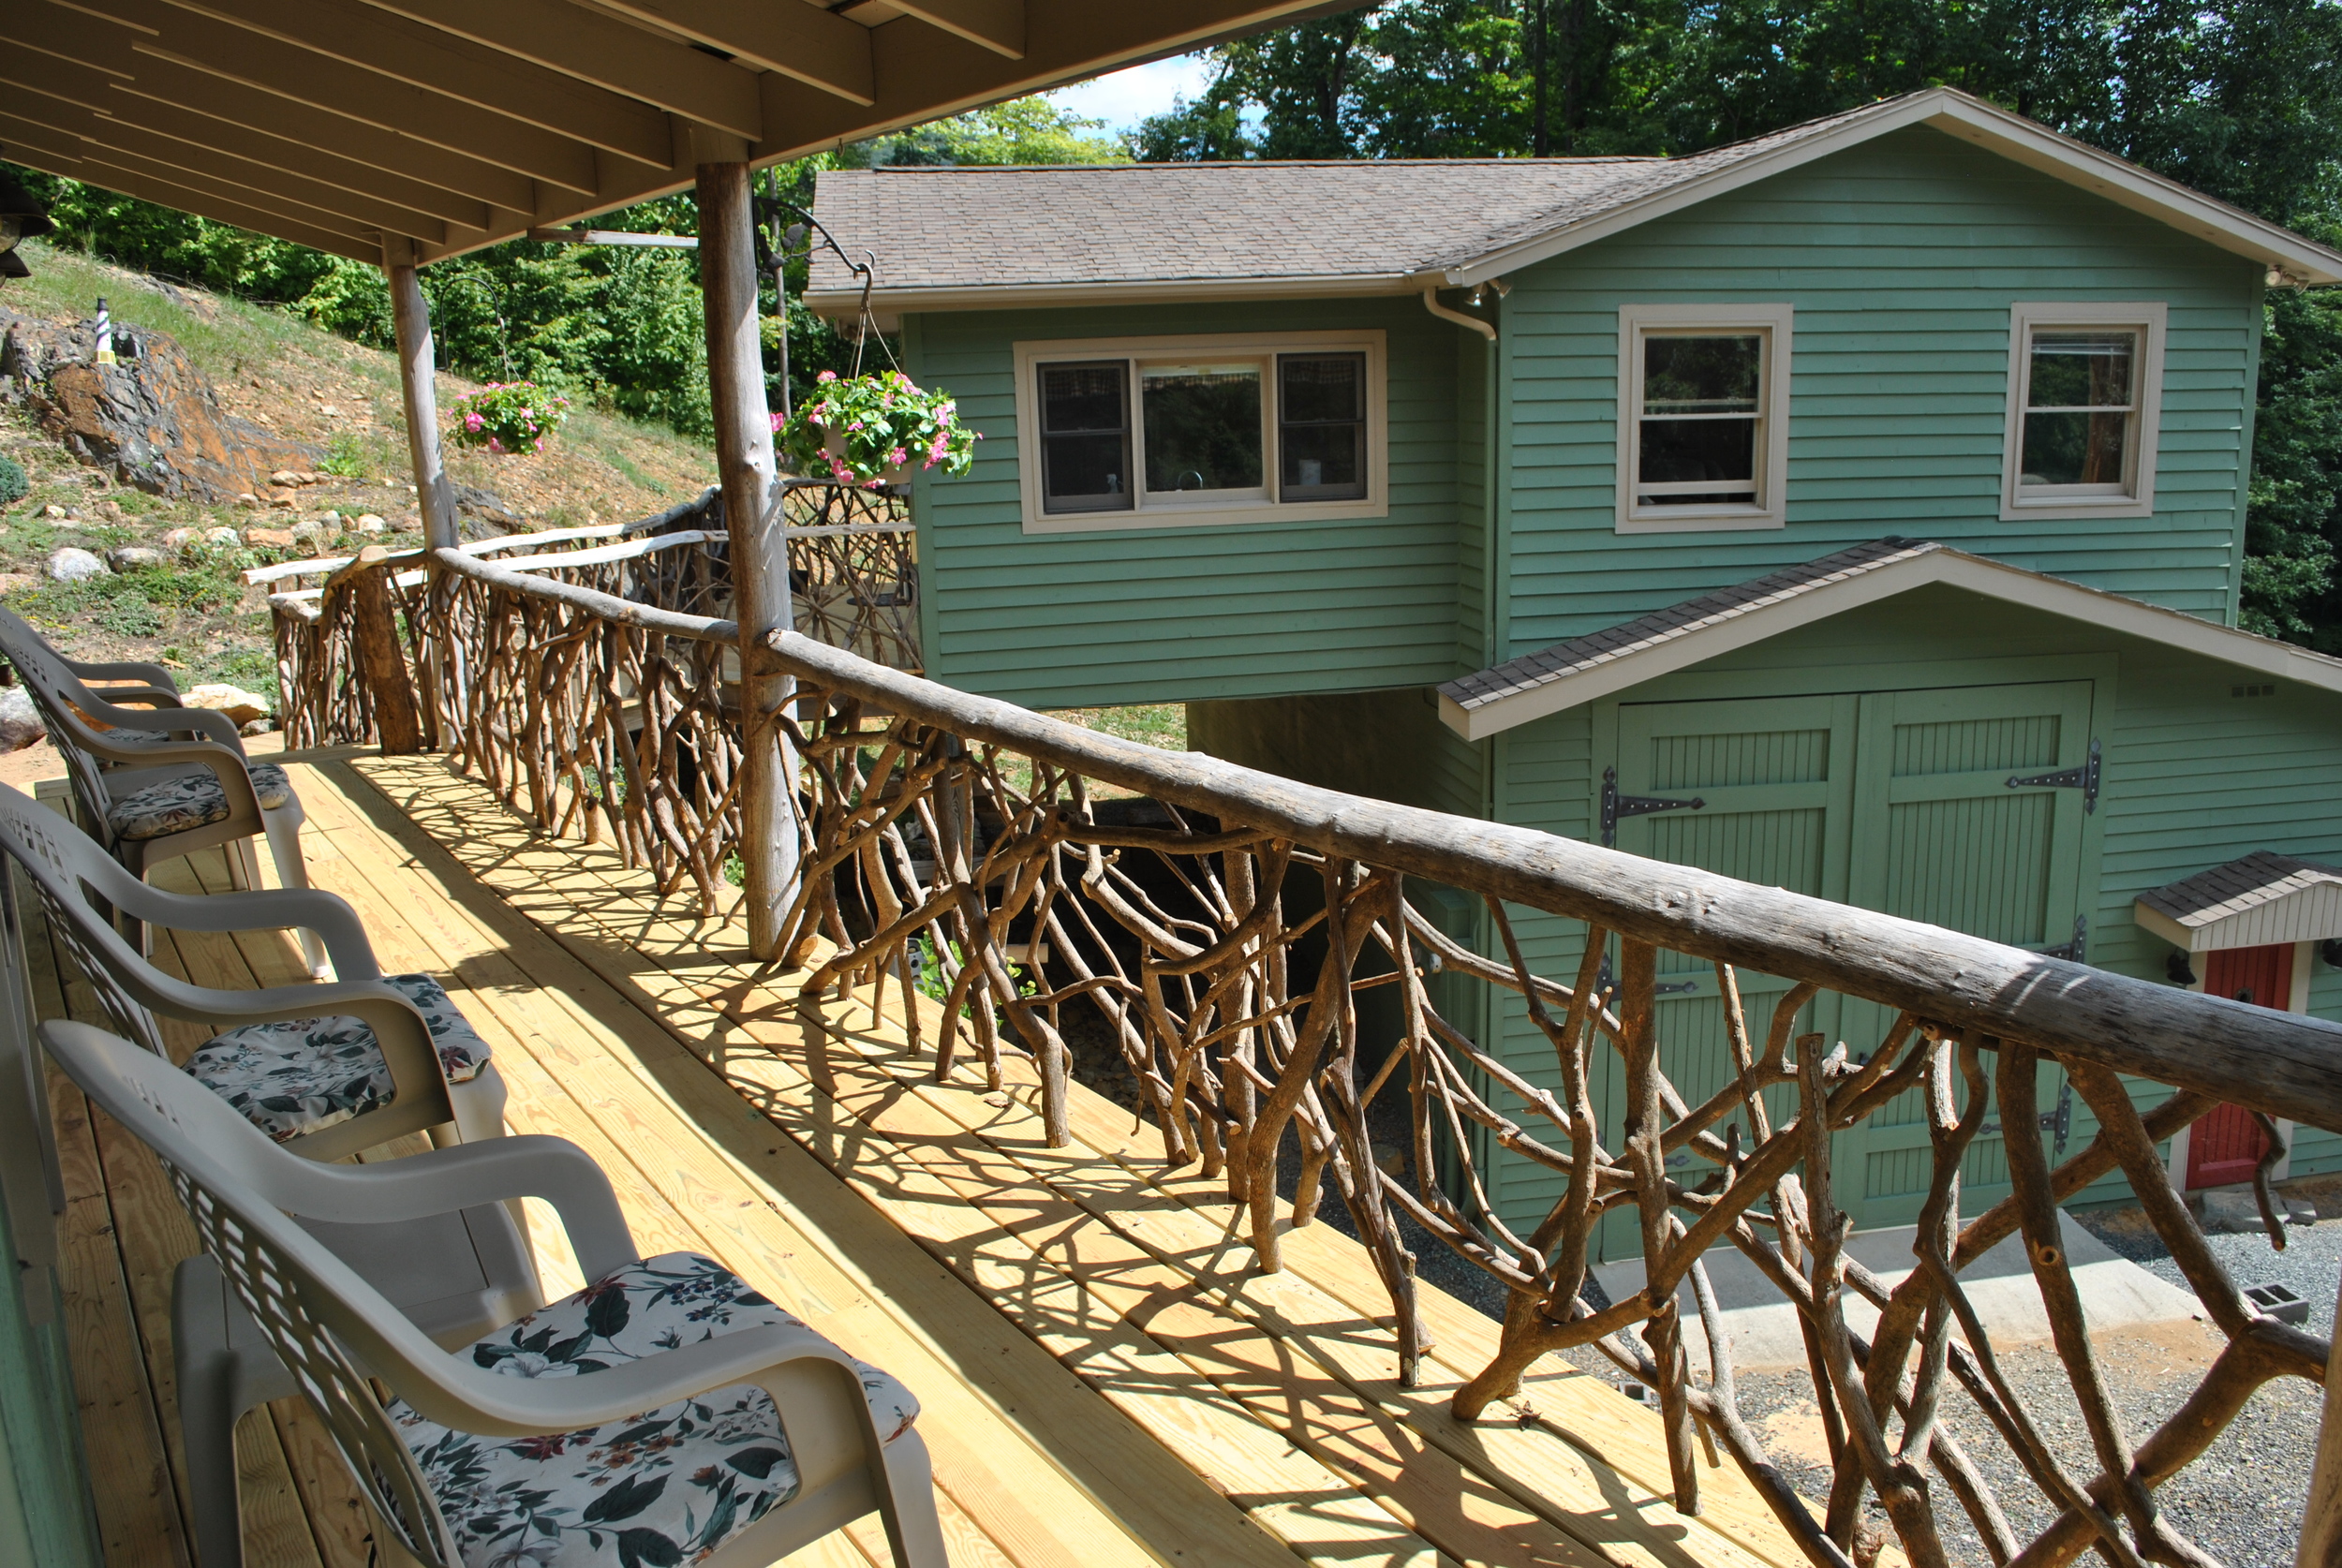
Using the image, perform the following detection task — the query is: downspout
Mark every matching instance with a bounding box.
[1421,285,1497,341]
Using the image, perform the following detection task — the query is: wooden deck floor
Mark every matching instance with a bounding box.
[40,751,1825,1568]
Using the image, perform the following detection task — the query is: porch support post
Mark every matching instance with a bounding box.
[2299,1276,2342,1565]
[385,235,455,749]
[697,158,797,960]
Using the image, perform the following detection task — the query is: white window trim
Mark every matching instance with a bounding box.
[1615,303,1794,535]
[1012,330,1388,535]
[2001,302,2168,522]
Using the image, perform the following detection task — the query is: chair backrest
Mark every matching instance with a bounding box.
[0,782,172,1058]
[39,1018,467,1568]
[0,607,126,848]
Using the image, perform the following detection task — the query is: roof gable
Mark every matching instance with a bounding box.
[808,87,2342,314]
[2136,851,2342,953]
[1436,540,2342,741]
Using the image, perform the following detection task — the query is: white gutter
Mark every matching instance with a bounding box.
[1420,286,1496,341]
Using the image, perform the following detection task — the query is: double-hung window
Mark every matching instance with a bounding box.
[1015,333,1386,531]
[1616,303,1794,532]
[2002,303,2165,520]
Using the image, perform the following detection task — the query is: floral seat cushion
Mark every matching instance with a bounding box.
[107,761,294,841]
[390,1252,920,1568]
[183,972,489,1142]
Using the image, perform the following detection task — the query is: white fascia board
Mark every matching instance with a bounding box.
[1445,90,2342,288]
[1441,548,2342,742]
[803,271,1419,319]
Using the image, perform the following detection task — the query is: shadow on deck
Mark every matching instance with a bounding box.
[38,750,1826,1568]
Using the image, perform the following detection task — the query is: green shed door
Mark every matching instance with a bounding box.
[1601,680,2095,1242]
[1839,680,2097,1228]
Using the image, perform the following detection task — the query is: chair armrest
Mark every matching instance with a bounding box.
[87,685,185,711]
[67,657,184,698]
[96,703,246,752]
[266,1134,639,1280]
[100,879,379,980]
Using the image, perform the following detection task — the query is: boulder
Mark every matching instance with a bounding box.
[47,546,109,582]
[0,686,43,752]
[2197,1188,2264,1235]
[289,519,326,541]
[240,717,275,737]
[40,505,66,520]
[185,683,271,725]
[204,525,242,547]
[161,527,196,550]
[355,513,387,533]
[2,306,319,500]
[244,527,296,548]
[106,545,165,571]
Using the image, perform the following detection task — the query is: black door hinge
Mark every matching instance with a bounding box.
[1979,1078,2073,1156]
[1593,951,1699,998]
[1601,765,1706,847]
[2006,737,2101,814]
[2038,914,2087,964]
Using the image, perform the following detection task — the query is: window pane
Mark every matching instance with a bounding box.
[1639,415,1756,486]
[2021,409,2129,487]
[1143,362,1263,493]
[2027,331,2135,409]
[1282,423,1364,496]
[1281,354,1362,424]
[1041,362,1127,433]
[1643,334,1760,416]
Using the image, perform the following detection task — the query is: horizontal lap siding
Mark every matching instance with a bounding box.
[1497,126,2261,657]
[1483,585,2342,1233]
[907,300,1461,709]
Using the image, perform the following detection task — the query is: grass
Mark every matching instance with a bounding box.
[1051,703,1187,751]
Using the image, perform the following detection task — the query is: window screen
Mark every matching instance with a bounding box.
[1278,353,1368,501]
[1038,361,1132,513]
[1636,333,1762,509]
[1142,362,1264,496]
[2020,329,2138,491]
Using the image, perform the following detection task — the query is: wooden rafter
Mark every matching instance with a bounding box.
[0,0,1346,263]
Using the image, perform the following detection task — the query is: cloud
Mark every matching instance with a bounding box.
[1044,54,1219,132]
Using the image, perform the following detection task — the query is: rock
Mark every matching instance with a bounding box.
[243,527,295,548]
[240,717,275,737]
[270,469,303,487]
[235,492,259,507]
[2287,1198,2319,1227]
[1,305,319,500]
[267,489,299,509]
[355,513,387,533]
[47,546,109,582]
[204,526,242,547]
[40,505,64,520]
[289,519,326,541]
[185,683,271,725]
[106,545,164,571]
[0,687,43,752]
[319,405,341,417]
[161,527,195,550]
[2198,1188,2263,1235]
[96,498,124,522]
[317,510,340,526]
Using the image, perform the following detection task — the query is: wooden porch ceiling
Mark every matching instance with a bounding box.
[0,0,1341,265]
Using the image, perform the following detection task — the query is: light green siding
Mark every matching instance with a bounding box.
[1481,584,2342,1241]
[905,299,1462,708]
[1495,126,2264,660]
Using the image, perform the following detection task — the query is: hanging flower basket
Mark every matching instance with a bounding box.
[776,370,977,488]
[448,381,571,454]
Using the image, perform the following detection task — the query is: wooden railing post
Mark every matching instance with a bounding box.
[697,158,798,960]
[322,545,422,754]
[385,237,457,750]
[2301,1294,2342,1565]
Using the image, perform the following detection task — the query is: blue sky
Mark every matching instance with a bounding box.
[1043,53,1219,134]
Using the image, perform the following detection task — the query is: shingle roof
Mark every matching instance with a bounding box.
[1439,538,1940,712]
[807,156,1663,295]
[2137,852,2342,928]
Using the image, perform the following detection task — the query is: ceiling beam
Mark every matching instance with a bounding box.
[0,114,93,175]
[52,154,384,261]
[80,145,412,246]
[121,8,603,193]
[0,0,142,76]
[890,0,1024,59]
[169,0,674,170]
[362,0,763,141]
[7,96,454,243]
[95,87,493,229]
[594,0,876,107]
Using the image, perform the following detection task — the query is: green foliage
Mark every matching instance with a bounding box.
[2244,284,2342,651]
[846,98,1131,168]
[777,370,977,483]
[449,381,573,454]
[318,433,370,479]
[0,452,25,510]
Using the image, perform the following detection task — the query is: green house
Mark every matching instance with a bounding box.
[810,87,2342,1245]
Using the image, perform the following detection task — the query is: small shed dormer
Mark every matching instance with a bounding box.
[2135,852,2342,954]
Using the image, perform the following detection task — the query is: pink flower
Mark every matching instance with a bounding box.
[464,412,483,432]
[816,370,837,383]
[532,438,544,451]
[887,447,907,466]
[487,436,504,453]
[769,412,785,432]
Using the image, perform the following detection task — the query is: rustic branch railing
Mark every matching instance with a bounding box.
[385,543,2342,1567]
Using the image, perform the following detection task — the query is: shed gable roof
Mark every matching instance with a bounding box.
[808,86,2342,314]
[2135,852,2342,953]
[1435,540,2342,741]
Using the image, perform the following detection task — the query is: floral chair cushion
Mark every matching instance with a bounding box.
[107,761,294,841]
[183,972,490,1142]
[390,1252,920,1568]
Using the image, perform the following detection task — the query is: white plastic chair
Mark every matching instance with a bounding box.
[0,780,504,1160]
[0,605,326,977]
[43,1018,950,1568]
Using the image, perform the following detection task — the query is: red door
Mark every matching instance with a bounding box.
[2185,944,2295,1189]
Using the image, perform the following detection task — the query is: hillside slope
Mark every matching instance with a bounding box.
[0,243,717,700]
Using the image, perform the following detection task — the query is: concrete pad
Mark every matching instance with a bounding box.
[1593,1215,2203,1373]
